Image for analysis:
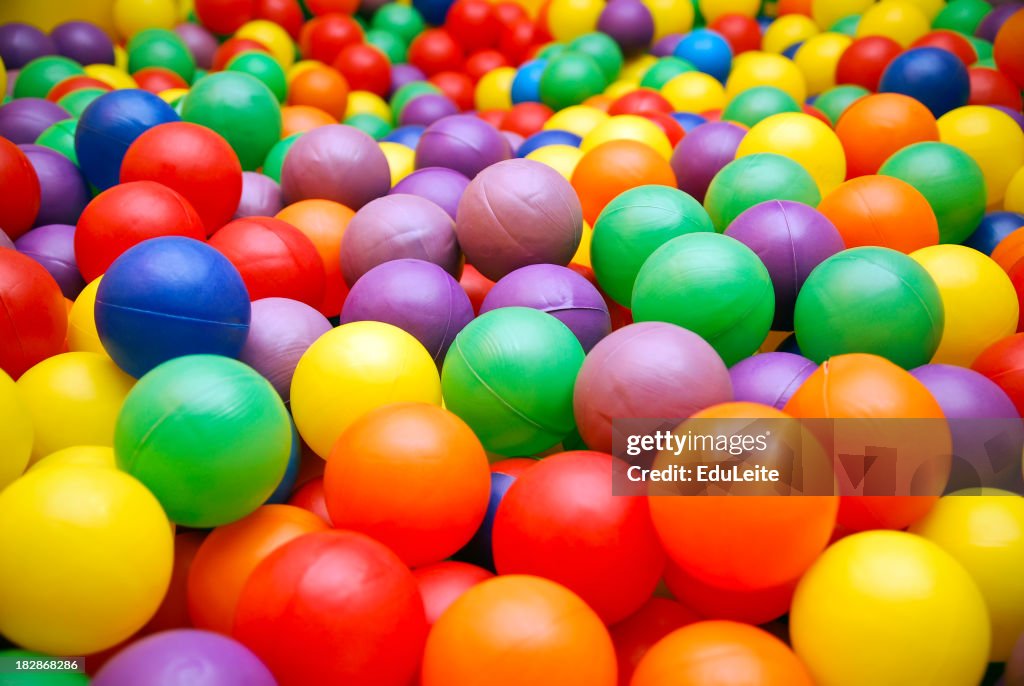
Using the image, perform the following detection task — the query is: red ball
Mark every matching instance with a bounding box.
[208,217,327,306]
[0,137,40,239]
[446,0,501,53]
[501,102,553,137]
[498,18,536,63]
[287,477,333,525]
[430,71,475,111]
[643,111,686,147]
[972,333,1024,416]
[255,0,305,39]
[299,13,364,63]
[610,598,699,686]
[663,561,796,625]
[969,67,1024,110]
[121,122,243,234]
[476,109,506,129]
[46,76,112,101]
[465,49,509,81]
[492,451,666,624]
[74,180,206,282]
[413,561,494,625]
[333,43,391,97]
[1010,258,1024,332]
[459,263,495,313]
[132,67,190,93]
[305,0,359,15]
[492,1,528,28]
[0,250,67,379]
[408,29,465,76]
[835,35,902,91]
[709,13,762,54]
[232,530,428,686]
[802,103,832,126]
[195,0,256,35]
[609,88,674,116]
[212,38,270,72]
[910,30,977,66]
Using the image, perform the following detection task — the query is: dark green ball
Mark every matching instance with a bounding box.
[226,52,287,103]
[704,153,822,231]
[127,28,196,83]
[722,86,801,128]
[14,56,84,99]
[539,52,608,111]
[569,32,624,83]
[640,57,696,90]
[813,85,869,125]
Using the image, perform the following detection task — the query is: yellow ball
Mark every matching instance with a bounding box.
[791,530,991,686]
[114,44,128,71]
[379,141,415,186]
[0,370,32,492]
[16,352,135,465]
[856,0,931,47]
[604,79,639,100]
[475,66,516,111]
[911,491,1024,661]
[287,59,323,85]
[345,90,393,124]
[0,56,6,101]
[737,112,846,195]
[698,0,759,23]
[1007,166,1024,214]
[900,0,944,20]
[641,0,694,40]
[910,245,1019,367]
[544,105,610,137]
[0,465,173,655]
[112,0,176,39]
[621,54,659,83]
[157,87,189,104]
[547,0,604,42]
[291,321,442,457]
[725,51,807,104]
[572,220,593,268]
[30,446,117,473]
[84,63,138,90]
[68,277,108,357]
[526,144,584,181]
[763,14,820,54]
[236,19,295,70]
[939,106,1024,207]
[793,32,852,96]
[580,114,674,160]
[812,0,873,31]
[661,71,727,113]
[508,0,544,17]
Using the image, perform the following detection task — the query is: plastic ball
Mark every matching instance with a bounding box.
[729,351,816,409]
[279,123,390,209]
[793,32,851,96]
[0,23,56,70]
[835,35,903,91]
[938,105,1024,206]
[791,531,990,686]
[75,89,180,191]
[408,29,465,76]
[835,93,939,178]
[934,0,992,34]
[0,98,70,145]
[817,175,939,253]
[704,152,822,231]
[390,165,469,220]
[36,117,80,165]
[113,0,177,37]
[415,113,510,178]
[659,70,727,112]
[525,143,584,180]
[673,28,732,81]
[175,22,218,70]
[856,0,930,47]
[1008,167,1024,215]
[235,171,284,218]
[967,212,1024,256]
[414,561,494,625]
[763,14,818,54]
[0,465,172,655]
[14,56,84,100]
[581,114,672,159]
[736,112,845,195]
[669,120,744,202]
[67,276,106,356]
[879,47,970,117]
[911,29,978,67]
[0,249,67,379]
[0,369,32,490]
[597,0,655,54]
[286,65,349,120]
[724,50,807,104]
[226,52,288,103]
[19,145,88,228]
[379,140,416,185]
[994,7,1024,89]
[275,199,354,317]
[547,0,605,43]
[969,67,1023,111]
[501,102,555,138]
[401,93,458,126]
[127,28,196,83]
[74,180,205,282]
[721,85,799,127]
[544,104,610,137]
[572,139,677,224]
[639,56,696,90]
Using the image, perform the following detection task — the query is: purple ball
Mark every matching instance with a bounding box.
[652,33,684,57]
[94,629,277,686]
[390,64,427,96]
[175,22,218,70]
[0,23,56,69]
[341,193,462,286]
[0,229,14,250]
[455,158,582,281]
[977,3,1023,41]
[390,166,469,220]
[502,130,524,156]
[5,70,16,98]
[341,258,474,364]
[50,21,115,65]
[415,114,511,178]
[400,93,459,127]
[724,200,844,330]
[728,352,816,409]
[19,143,90,226]
[0,97,70,144]
[597,0,655,54]
[234,171,284,218]
[912,364,1019,419]
[481,264,610,352]
[280,124,391,210]
[670,121,745,202]
[239,297,333,402]
[14,223,84,298]
[993,105,1024,133]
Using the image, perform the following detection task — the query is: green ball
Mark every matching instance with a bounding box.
[536,43,568,59]
[794,247,944,368]
[539,52,608,111]
[371,4,426,44]
[391,81,441,117]
[568,32,624,83]
[631,233,775,366]
[813,85,869,125]
[181,71,282,171]
[191,67,208,85]
[227,51,287,103]
[974,56,996,69]
[933,0,992,35]
[56,88,106,117]
[640,56,696,90]
[345,112,393,139]
[592,185,714,307]
[442,307,584,456]
[722,86,801,128]
[127,28,196,83]
[114,355,291,528]
[0,651,88,685]
[830,14,860,36]
[366,29,408,64]
[36,118,79,165]
[878,142,987,245]
[13,56,84,99]
[704,153,822,231]
[263,132,302,183]
[966,36,993,63]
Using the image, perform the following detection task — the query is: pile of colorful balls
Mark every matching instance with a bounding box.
[1,0,1024,683]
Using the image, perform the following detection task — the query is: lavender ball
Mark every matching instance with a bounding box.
[390,166,470,220]
[729,352,816,409]
[415,114,511,178]
[234,171,284,218]
[14,223,84,298]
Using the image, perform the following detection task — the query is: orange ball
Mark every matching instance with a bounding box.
[817,175,939,253]
[993,227,1024,273]
[187,504,328,634]
[287,65,351,121]
[323,403,491,567]
[281,105,337,137]
[571,140,677,225]
[631,620,814,686]
[835,93,939,178]
[994,7,1024,90]
[421,575,617,686]
[276,199,355,317]
[663,561,797,625]
[610,598,699,686]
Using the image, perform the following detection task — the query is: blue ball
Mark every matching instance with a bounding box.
[74,89,180,191]
[454,472,516,571]
[782,41,803,60]
[964,211,1024,255]
[511,59,546,104]
[95,237,251,378]
[879,47,970,117]
[673,28,733,82]
[670,111,707,131]
[383,125,426,148]
[412,0,456,25]
[516,129,583,157]
[266,420,302,505]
